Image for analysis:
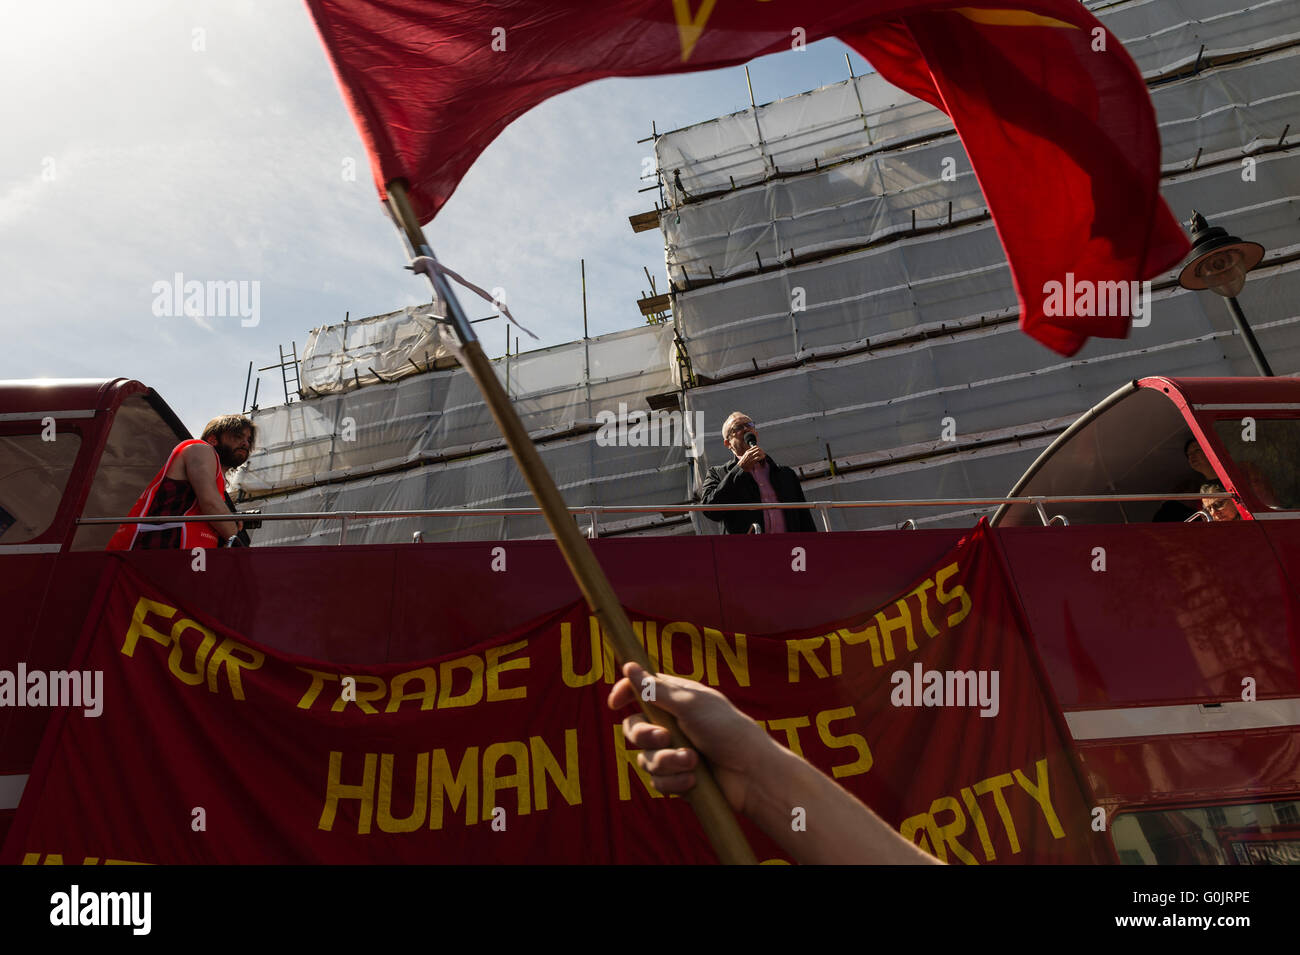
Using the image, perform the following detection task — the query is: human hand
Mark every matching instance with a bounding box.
[736,446,766,472]
[607,661,771,814]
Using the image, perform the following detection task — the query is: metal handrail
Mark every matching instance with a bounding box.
[75,492,1239,527]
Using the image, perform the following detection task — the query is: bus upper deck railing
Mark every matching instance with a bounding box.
[70,492,1237,543]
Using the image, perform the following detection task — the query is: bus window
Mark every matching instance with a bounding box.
[0,432,82,544]
[1211,418,1300,509]
[1112,799,1300,864]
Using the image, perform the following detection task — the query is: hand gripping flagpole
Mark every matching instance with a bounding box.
[384,180,756,865]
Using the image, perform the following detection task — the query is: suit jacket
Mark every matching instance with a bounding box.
[699,454,817,534]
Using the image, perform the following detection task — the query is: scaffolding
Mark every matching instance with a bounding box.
[235,0,1300,542]
[230,317,691,543]
[632,0,1300,532]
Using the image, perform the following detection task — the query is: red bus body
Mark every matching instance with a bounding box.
[2,376,1298,862]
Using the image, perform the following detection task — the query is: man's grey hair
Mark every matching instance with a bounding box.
[722,411,750,439]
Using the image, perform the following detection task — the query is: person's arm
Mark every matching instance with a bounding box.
[699,463,741,522]
[181,445,239,540]
[699,450,765,522]
[223,490,251,544]
[607,662,940,865]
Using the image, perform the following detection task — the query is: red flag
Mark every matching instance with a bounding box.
[304,0,1189,354]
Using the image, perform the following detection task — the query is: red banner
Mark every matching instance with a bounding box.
[3,524,1110,863]
[304,0,1188,354]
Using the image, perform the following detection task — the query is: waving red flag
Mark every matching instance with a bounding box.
[304,0,1189,355]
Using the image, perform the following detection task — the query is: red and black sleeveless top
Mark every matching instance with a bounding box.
[106,440,227,550]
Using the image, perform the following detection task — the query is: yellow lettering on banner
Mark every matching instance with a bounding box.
[204,638,264,700]
[635,620,660,671]
[166,617,216,685]
[935,562,972,627]
[482,741,530,819]
[766,716,810,757]
[569,618,745,688]
[660,622,704,682]
[822,631,842,676]
[671,0,719,62]
[385,667,437,712]
[296,667,340,709]
[786,637,829,682]
[612,723,663,801]
[874,600,914,661]
[1014,758,1066,839]
[838,622,883,668]
[899,814,934,854]
[120,597,263,699]
[430,747,479,830]
[560,621,604,688]
[437,654,484,709]
[953,7,1079,30]
[120,597,177,656]
[928,796,979,865]
[704,627,749,687]
[973,772,1020,854]
[331,674,387,714]
[602,629,618,682]
[529,730,582,812]
[908,580,941,638]
[961,785,997,861]
[22,853,148,865]
[486,640,529,702]
[900,757,1068,863]
[377,752,428,833]
[815,707,873,778]
[318,751,376,834]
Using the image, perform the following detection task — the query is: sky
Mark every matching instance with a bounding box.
[1,0,873,434]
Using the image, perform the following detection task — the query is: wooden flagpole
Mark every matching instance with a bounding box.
[384,180,756,865]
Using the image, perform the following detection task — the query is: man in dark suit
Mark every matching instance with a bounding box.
[698,412,817,534]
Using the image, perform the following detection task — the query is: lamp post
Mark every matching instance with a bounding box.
[1178,210,1272,376]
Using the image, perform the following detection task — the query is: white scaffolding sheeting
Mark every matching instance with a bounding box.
[249,430,690,546]
[683,259,1300,532]
[671,144,1300,381]
[663,139,984,282]
[660,46,1298,287]
[299,305,451,396]
[234,323,678,498]
[1088,0,1300,79]
[803,442,1054,533]
[655,72,950,202]
[1156,45,1300,169]
[239,0,1300,542]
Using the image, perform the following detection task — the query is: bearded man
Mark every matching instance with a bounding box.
[107,414,254,550]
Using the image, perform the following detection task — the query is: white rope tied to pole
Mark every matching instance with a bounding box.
[408,255,538,341]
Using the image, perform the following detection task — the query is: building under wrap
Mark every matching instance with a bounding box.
[232,0,1300,544]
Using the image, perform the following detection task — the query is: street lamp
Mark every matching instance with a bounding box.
[1178,210,1272,376]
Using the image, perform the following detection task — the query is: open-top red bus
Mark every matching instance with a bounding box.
[2,376,1298,863]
